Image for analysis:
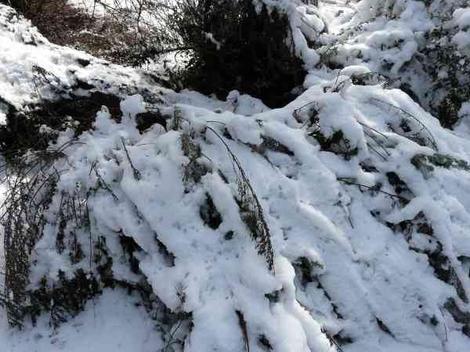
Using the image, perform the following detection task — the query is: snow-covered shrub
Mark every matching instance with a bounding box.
[319,0,470,128]
[3,1,470,350]
[0,97,282,348]
[3,78,470,349]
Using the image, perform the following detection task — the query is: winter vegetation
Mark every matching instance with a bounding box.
[0,0,469,351]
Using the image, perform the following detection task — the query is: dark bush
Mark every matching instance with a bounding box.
[166,0,305,107]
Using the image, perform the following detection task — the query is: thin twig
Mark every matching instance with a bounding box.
[338,177,407,201]
[121,138,142,180]
[370,98,437,150]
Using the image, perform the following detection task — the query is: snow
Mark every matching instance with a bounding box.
[321,1,432,75]
[454,8,470,28]
[0,289,163,352]
[120,94,146,121]
[313,0,470,118]
[453,8,470,53]
[0,1,470,352]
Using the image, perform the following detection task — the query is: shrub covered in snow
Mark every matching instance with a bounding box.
[319,0,470,128]
[4,78,470,351]
[1,2,470,352]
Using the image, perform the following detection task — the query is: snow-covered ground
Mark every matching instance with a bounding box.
[0,289,162,352]
[0,1,470,352]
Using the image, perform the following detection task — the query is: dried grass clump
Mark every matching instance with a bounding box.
[0,144,71,326]
[206,126,275,271]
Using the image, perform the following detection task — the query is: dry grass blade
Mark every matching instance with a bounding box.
[338,177,407,202]
[371,98,438,150]
[206,126,274,272]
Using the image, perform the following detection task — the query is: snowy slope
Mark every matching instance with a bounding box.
[1,2,470,352]
[0,4,154,107]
